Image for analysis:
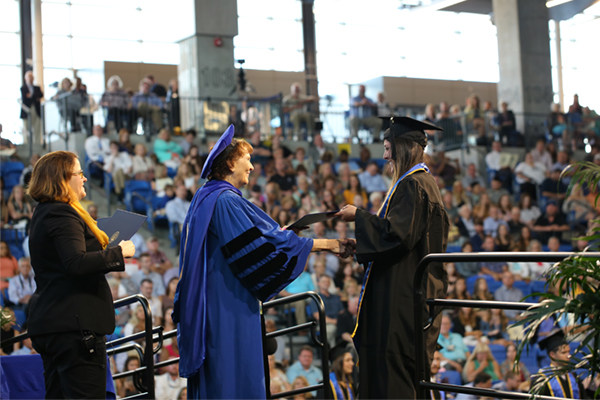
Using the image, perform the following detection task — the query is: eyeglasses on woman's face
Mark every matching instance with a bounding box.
[72,170,85,178]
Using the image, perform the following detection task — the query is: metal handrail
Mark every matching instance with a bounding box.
[111,294,155,399]
[413,251,600,399]
[262,291,331,399]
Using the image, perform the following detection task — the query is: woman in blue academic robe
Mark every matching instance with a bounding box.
[173,126,345,399]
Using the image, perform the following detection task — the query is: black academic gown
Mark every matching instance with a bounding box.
[354,171,449,399]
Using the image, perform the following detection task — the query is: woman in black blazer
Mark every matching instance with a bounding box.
[27,150,135,399]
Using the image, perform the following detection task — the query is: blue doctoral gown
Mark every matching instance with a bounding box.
[173,180,313,399]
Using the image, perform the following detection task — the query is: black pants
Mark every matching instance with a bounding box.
[31,331,107,399]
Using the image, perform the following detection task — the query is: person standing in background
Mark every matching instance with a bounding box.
[20,71,44,145]
[349,85,383,142]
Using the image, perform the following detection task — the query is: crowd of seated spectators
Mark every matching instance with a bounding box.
[2,89,600,399]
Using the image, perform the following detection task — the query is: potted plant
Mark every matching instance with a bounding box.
[512,161,600,398]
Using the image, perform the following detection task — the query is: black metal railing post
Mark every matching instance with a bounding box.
[413,251,600,400]
[112,294,155,399]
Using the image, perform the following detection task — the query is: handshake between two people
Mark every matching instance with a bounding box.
[283,204,359,259]
[310,237,356,259]
[329,204,358,258]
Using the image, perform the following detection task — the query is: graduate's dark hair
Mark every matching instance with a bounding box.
[391,137,426,182]
[378,137,427,215]
[208,138,254,181]
[331,351,353,387]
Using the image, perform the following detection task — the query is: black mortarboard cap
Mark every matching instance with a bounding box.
[381,116,442,149]
[329,341,350,362]
[436,343,444,352]
[538,329,567,354]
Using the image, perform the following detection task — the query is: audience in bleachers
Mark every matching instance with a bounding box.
[464,341,502,383]
[165,184,191,227]
[7,257,35,312]
[4,92,600,398]
[155,357,187,400]
[0,241,19,291]
[286,346,323,396]
[84,125,112,164]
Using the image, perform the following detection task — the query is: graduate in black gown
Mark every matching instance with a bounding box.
[337,116,449,399]
[530,330,589,399]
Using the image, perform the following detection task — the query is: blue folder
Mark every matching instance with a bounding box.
[97,209,147,247]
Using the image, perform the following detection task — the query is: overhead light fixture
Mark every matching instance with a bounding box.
[546,0,575,8]
[410,0,467,12]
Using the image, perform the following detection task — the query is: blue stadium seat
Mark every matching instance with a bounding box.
[373,159,386,171]
[488,279,502,293]
[530,280,547,294]
[439,369,462,386]
[147,195,169,232]
[487,168,498,185]
[446,245,462,253]
[466,275,491,295]
[490,344,507,365]
[512,280,531,298]
[124,180,153,215]
[520,345,541,374]
[1,161,24,195]
[8,243,24,261]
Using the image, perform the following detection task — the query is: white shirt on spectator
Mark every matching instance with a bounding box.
[485,150,501,171]
[8,274,36,304]
[104,151,133,175]
[130,233,148,258]
[165,197,191,226]
[132,155,155,175]
[155,372,187,400]
[520,206,542,225]
[508,261,551,281]
[514,162,547,185]
[358,170,387,193]
[531,148,553,171]
[84,136,111,162]
[483,217,509,237]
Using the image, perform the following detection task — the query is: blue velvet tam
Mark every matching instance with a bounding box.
[200,125,235,179]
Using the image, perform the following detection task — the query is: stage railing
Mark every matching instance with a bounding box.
[262,291,331,399]
[108,294,156,399]
[413,251,600,400]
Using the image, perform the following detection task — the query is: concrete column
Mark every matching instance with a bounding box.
[554,20,564,111]
[493,0,553,143]
[301,0,320,117]
[32,0,44,89]
[178,0,238,133]
[19,0,32,76]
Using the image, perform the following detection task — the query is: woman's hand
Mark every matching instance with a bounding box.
[336,205,357,222]
[118,240,135,258]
